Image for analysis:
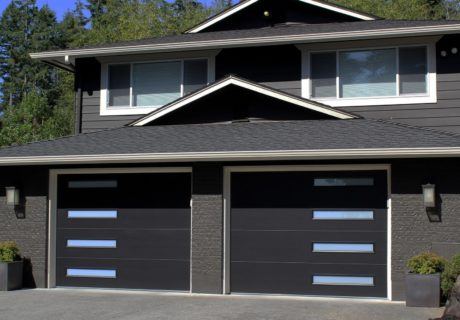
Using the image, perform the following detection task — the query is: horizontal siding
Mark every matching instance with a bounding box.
[77,35,460,134]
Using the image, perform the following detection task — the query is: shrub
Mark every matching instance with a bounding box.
[441,254,460,298]
[0,241,21,262]
[407,252,446,275]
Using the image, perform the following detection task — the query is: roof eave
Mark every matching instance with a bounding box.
[30,24,460,69]
[2,147,460,166]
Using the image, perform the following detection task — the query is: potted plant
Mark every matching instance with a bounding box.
[0,241,23,291]
[406,252,445,307]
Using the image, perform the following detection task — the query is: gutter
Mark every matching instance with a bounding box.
[2,147,460,166]
[30,24,460,60]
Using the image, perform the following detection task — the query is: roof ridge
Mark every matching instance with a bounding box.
[371,118,460,139]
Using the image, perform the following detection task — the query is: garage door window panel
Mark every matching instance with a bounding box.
[66,269,117,279]
[313,276,374,286]
[312,243,375,253]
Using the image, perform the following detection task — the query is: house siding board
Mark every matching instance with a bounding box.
[216,45,301,93]
[76,35,460,132]
[76,58,138,133]
[0,167,48,289]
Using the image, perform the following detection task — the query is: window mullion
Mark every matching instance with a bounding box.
[396,47,400,97]
[181,60,185,97]
[336,51,340,99]
[129,63,134,108]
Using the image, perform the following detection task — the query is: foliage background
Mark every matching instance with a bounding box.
[0,0,459,147]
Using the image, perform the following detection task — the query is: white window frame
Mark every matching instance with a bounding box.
[100,56,215,116]
[301,43,437,107]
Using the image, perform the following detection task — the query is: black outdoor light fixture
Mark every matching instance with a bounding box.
[5,186,20,207]
[422,183,436,208]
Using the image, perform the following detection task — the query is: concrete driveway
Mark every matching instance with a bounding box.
[0,289,443,320]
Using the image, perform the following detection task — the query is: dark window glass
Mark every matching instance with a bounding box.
[311,52,337,98]
[108,64,130,107]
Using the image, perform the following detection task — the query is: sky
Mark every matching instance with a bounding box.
[0,0,216,21]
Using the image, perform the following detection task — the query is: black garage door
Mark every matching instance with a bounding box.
[56,172,191,290]
[231,170,388,298]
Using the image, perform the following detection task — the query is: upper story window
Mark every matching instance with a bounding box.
[303,44,436,107]
[101,58,211,115]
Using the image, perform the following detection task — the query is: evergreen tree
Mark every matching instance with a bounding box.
[0,0,74,146]
[333,0,447,19]
[210,0,234,14]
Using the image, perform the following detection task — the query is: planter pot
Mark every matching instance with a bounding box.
[0,261,23,291]
[406,272,441,308]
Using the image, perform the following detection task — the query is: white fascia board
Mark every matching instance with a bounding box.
[30,24,460,62]
[187,0,375,34]
[187,0,259,33]
[2,148,460,166]
[130,77,355,126]
[299,0,376,21]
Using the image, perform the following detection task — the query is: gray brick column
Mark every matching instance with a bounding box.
[191,164,223,294]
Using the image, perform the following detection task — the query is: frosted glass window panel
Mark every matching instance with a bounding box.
[67,269,116,278]
[311,52,337,98]
[399,47,428,95]
[133,61,181,107]
[313,243,374,253]
[67,211,118,219]
[339,49,397,98]
[313,276,374,286]
[108,64,131,107]
[314,178,374,186]
[67,240,117,248]
[184,59,208,94]
[68,180,117,189]
[312,211,374,220]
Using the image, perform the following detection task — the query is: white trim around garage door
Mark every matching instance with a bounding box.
[222,164,392,300]
[47,167,192,290]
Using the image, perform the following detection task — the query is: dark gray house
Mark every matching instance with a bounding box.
[1,0,460,301]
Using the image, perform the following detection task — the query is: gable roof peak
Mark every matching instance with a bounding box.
[186,0,379,34]
[129,75,359,126]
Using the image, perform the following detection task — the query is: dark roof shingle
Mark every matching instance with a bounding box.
[0,119,459,158]
[36,20,460,53]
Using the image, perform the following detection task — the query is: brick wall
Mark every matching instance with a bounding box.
[191,164,223,293]
[0,167,48,288]
[391,159,460,300]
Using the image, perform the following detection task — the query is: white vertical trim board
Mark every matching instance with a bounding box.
[47,167,192,290]
[222,164,392,300]
[387,166,393,301]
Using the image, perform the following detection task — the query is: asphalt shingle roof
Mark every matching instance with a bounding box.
[0,119,459,158]
[38,20,460,53]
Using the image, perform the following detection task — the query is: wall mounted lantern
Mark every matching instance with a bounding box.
[422,183,436,208]
[5,186,20,207]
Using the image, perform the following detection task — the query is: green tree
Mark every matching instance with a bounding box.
[0,0,74,147]
[332,0,447,19]
[210,0,234,14]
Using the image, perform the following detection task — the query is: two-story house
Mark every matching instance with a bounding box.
[1,0,460,302]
